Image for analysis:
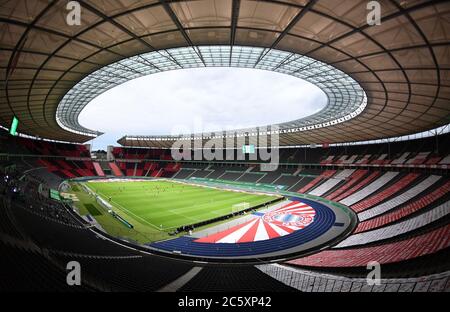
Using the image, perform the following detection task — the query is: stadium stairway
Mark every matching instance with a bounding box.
[93,162,105,176]
[109,162,123,177]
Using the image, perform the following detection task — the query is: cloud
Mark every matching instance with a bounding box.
[79,67,327,149]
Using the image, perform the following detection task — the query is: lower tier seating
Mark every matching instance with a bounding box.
[54,254,194,292]
[357,175,443,222]
[288,224,450,267]
[351,173,420,212]
[258,263,450,292]
[0,240,93,292]
[356,180,450,233]
[340,171,399,206]
[335,201,450,248]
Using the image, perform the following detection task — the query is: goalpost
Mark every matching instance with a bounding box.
[232,202,250,214]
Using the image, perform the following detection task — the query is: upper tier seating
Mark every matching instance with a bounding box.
[439,155,450,165]
[355,154,371,164]
[391,152,411,165]
[406,152,431,165]
[37,158,97,178]
[112,147,171,160]
[320,156,334,164]
[371,154,390,165]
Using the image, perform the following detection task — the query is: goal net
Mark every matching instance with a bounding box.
[232,202,250,214]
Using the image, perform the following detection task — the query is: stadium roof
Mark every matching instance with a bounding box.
[1,0,449,146]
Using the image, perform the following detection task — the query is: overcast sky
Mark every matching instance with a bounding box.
[79,67,327,150]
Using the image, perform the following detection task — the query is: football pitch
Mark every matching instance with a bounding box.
[84,180,278,231]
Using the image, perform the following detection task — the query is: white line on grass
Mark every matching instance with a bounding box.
[94,190,163,231]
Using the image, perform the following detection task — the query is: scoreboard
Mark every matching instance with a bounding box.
[242,145,255,154]
[9,116,19,136]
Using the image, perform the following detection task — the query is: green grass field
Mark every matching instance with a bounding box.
[83,180,277,232]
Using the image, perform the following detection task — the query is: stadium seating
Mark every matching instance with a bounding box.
[406,152,431,165]
[357,175,443,222]
[340,172,399,206]
[355,154,371,164]
[334,201,449,248]
[309,169,355,197]
[0,198,25,240]
[1,130,449,292]
[258,264,450,292]
[356,180,450,233]
[53,254,195,292]
[288,224,450,267]
[439,155,450,165]
[179,266,295,292]
[350,173,420,212]
[325,169,368,200]
[0,240,93,292]
[297,170,336,193]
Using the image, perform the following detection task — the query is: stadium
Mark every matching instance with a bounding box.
[0,0,449,296]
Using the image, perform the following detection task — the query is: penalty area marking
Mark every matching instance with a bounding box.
[84,179,279,231]
[85,184,163,231]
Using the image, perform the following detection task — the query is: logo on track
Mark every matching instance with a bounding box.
[262,201,316,228]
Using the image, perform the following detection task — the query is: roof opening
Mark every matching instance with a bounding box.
[79,67,327,149]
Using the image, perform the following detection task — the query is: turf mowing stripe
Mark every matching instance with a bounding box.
[93,189,162,230]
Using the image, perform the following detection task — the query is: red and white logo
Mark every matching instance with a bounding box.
[195,201,316,243]
[263,201,316,228]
